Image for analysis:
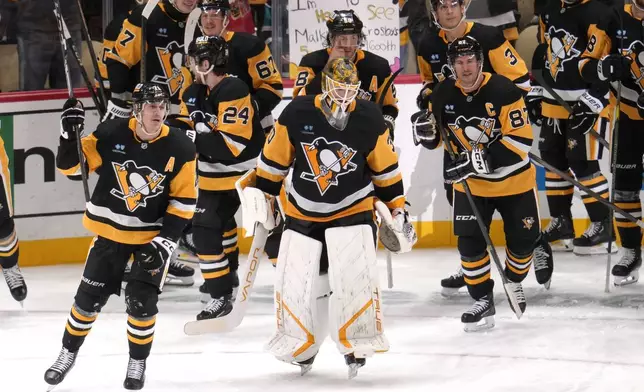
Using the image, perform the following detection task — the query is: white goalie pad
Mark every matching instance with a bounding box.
[325,225,389,357]
[374,201,416,254]
[265,230,329,363]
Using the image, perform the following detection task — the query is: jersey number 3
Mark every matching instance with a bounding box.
[223,106,250,125]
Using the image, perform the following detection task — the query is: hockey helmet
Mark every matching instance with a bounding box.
[199,0,230,12]
[190,35,229,77]
[325,10,366,50]
[131,83,170,130]
[430,0,467,31]
[320,57,361,130]
[447,35,484,68]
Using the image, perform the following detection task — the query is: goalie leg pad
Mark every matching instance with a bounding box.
[325,224,389,357]
[265,229,329,364]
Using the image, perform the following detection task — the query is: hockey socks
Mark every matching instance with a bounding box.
[127,315,156,360]
[63,303,97,352]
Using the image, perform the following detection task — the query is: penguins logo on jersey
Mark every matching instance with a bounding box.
[300,137,357,195]
[151,41,185,97]
[110,160,166,212]
[448,116,497,147]
[622,41,644,91]
[544,27,580,81]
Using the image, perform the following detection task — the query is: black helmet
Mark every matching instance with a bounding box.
[326,10,363,35]
[199,0,230,12]
[430,0,464,11]
[132,82,169,105]
[191,35,229,74]
[447,35,483,68]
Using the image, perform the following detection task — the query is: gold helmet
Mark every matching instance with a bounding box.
[321,58,360,111]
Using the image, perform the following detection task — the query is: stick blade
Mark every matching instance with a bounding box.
[184,309,244,335]
[503,282,524,320]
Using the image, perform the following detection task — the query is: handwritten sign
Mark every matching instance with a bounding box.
[287,0,400,77]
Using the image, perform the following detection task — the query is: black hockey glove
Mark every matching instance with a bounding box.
[189,110,218,133]
[416,82,432,110]
[134,236,177,275]
[597,54,632,82]
[525,85,544,126]
[444,146,492,184]
[569,91,604,135]
[60,98,85,141]
[411,110,438,147]
[103,98,132,122]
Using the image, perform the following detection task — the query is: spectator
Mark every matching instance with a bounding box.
[249,0,266,39]
[16,0,82,91]
[0,0,17,44]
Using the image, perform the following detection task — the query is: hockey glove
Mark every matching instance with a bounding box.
[60,98,85,141]
[416,82,432,110]
[569,91,604,135]
[190,110,218,133]
[525,85,544,126]
[374,202,417,254]
[444,146,492,184]
[134,236,178,276]
[103,98,132,122]
[240,187,278,231]
[597,54,632,82]
[411,110,438,147]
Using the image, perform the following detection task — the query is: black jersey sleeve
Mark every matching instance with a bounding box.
[106,5,146,96]
[56,122,109,180]
[293,50,328,97]
[477,24,531,92]
[238,33,283,116]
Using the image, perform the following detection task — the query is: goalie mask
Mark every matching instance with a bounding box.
[198,0,230,36]
[188,35,229,84]
[447,36,484,91]
[325,10,366,60]
[132,82,170,136]
[320,57,361,131]
[430,0,467,31]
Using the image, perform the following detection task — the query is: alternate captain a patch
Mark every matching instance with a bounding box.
[110,160,167,212]
[300,137,357,195]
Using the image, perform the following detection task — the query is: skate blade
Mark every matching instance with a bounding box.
[176,252,199,263]
[614,271,639,287]
[347,364,360,380]
[164,276,195,287]
[542,279,551,290]
[441,287,464,297]
[46,383,58,392]
[550,239,573,252]
[573,242,619,256]
[463,316,495,332]
[200,293,210,304]
[299,364,313,376]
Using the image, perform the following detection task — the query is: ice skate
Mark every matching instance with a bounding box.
[612,248,642,287]
[542,215,574,252]
[573,219,618,256]
[294,353,317,376]
[440,267,465,297]
[123,357,146,390]
[533,237,554,289]
[2,264,27,304]
[196,294,233,320]
[164,258,195,287]
[344,353,366,379]
[461,293,495,332]
[177,231,199,263]
[44,347,77,390]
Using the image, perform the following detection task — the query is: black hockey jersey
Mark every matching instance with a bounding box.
[107,2,192,108]
[256,95,404,222]
[95,12,130,92]
[181,31,283,121]
[429,73,536,197]
[416,22,530,97]
[579,4,644,120]
[537,0,609,119]
[56,118,198,245]
[179,76,264,191]
[292,49,399,121]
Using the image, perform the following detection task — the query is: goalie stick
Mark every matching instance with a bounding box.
[53,0,90,203]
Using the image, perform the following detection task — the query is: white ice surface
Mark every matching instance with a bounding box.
[1,249,644,392]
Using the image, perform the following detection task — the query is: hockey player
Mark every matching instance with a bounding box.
[527,0,615,255]
[179,35,264,319]
[413,36,553,331]
[44,83,197,390]
[242,57,415,377]
[106,0,197,116]
[579,0,644,285]
[292,10,399,136]
[0,136,26,305]
[414,0,532,295]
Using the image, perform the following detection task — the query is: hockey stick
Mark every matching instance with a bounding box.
[74,0,108,113]
[53,2,105,118]
[377,67,403,289]
[184,8,202,54]
[529,152,643,229]
[605,2,626,293]
[140,0,161,82]
[53,0,90,203]
[184,223,268,335]
[433,83,523,320]
[532,69,609,149]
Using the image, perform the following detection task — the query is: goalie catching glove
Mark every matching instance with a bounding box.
[134,236,177,275]
[374,201,416,254]
[445,146,492,183]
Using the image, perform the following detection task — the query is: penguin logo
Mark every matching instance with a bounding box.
[151,40,186,97]
[448,116,497,147]
[544,26,581,81]
[110,160,166,212]
[622,41,644,91]
[435,63,454,82]
[300,137,357,195]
